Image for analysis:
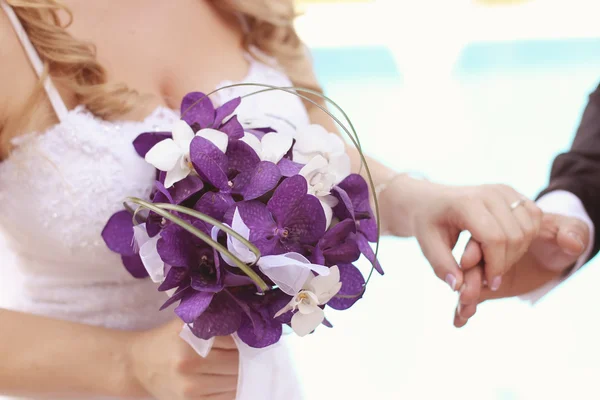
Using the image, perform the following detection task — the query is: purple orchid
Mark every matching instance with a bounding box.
[156,223,224,323]
[101,210,149,279]
[144,178,206,237]
[312,218,361,266]
[333,174,383,275]
[180,92,244,139]
[326,264,365,310]
[189,135,281,200]
[236,175,327,256]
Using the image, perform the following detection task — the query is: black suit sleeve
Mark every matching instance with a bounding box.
[538,84,600,262]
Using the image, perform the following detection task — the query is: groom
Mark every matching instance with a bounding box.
[455,83,600,326]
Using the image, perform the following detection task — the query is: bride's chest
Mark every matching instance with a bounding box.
[65,1,251,109]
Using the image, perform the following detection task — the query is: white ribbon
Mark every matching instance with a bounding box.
[179,326,303,400]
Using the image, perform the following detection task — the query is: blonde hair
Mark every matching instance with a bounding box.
[1,0,321,158]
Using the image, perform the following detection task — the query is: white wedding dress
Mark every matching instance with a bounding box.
[0,2,307,399]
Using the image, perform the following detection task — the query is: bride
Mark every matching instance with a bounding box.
[0,1,543,399]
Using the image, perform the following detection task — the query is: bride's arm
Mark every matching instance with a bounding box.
[306,102,542,291]
[0,308,142,397]
[0,309,238,398]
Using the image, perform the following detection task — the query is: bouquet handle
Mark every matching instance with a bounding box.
[180,325,303,400]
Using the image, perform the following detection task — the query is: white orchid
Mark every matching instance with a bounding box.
[238,112,297,138]
[293,125,351,227]
[213,208,330,296]
[145,120,229,188]
[274,266,342,337]
[293,124,348,165]
[132,223,164,283]
[240,131,293,164]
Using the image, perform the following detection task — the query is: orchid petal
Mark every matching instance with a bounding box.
[291,307,324,337]
[325,132,346,155]
[329,153,352,183]
[102,210,136,256]
[210,226,237,267]
[274,300,294,319]
[214,97,241,127]
[356,233,384,275]
[277,158,304,177]
[189,292,243,339]
[240,133,262,157]
[261,132,293,164]
[190,136,229,190]
[233,161,281,201]
[164,160,191,188]
[172,120,195,145]
[237,313,282,348]
[219,115,244,139]
[175,291,214,324]
[267,175,308,225]
[181,92,215,128]
[158,267,188,291]
[228,208,256,264]
[327,264,365,310]
[299,154,329,179]
[133,132,171,158]
[145,139,183,172]
[121,254,150,279]
[293,124,330,156]
[308,265,342,304]
[297,294,320,314]
[320,199,334,229]
[196,128,229,153]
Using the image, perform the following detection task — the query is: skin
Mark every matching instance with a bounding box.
[454,213,591,327]
[0,0,543,397]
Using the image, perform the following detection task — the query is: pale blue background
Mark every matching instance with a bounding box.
[289,40,600,400]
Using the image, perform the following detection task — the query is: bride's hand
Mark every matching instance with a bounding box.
[128,319,238,400]
[380,175,542,291]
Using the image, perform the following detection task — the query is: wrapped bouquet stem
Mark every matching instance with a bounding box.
[102,84,384,399]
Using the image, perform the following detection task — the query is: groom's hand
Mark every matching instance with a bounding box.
[454,213,590,327]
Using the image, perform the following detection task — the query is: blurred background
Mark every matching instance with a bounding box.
[289,0,600,399]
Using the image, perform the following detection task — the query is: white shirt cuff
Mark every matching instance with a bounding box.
[520,190,595,304]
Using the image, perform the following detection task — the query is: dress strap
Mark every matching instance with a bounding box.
[1,0,69,121]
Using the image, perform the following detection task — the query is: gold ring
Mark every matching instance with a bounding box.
[510,198,527,211]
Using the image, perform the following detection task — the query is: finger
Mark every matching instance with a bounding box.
[454,306,468,328]
[214,335,237,350]
[484,192,524,277]
[459,265,483,306]
[458,303,477,320]
[460,238,483,270]
[205,392,237,400]
[199,349,239,375]
[501,191,542,263]
[194,375,238,395]
[459,201,506,291]
[556,218,589,257]
[525,200,543,237]
[530,214,589,272]
[417,227,463,291]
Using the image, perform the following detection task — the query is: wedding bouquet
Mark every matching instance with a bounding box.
[101,85,382,374]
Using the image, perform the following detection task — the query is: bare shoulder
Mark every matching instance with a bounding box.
[0,8,39,121]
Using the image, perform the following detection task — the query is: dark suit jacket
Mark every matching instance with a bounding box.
[539,84,600,262]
